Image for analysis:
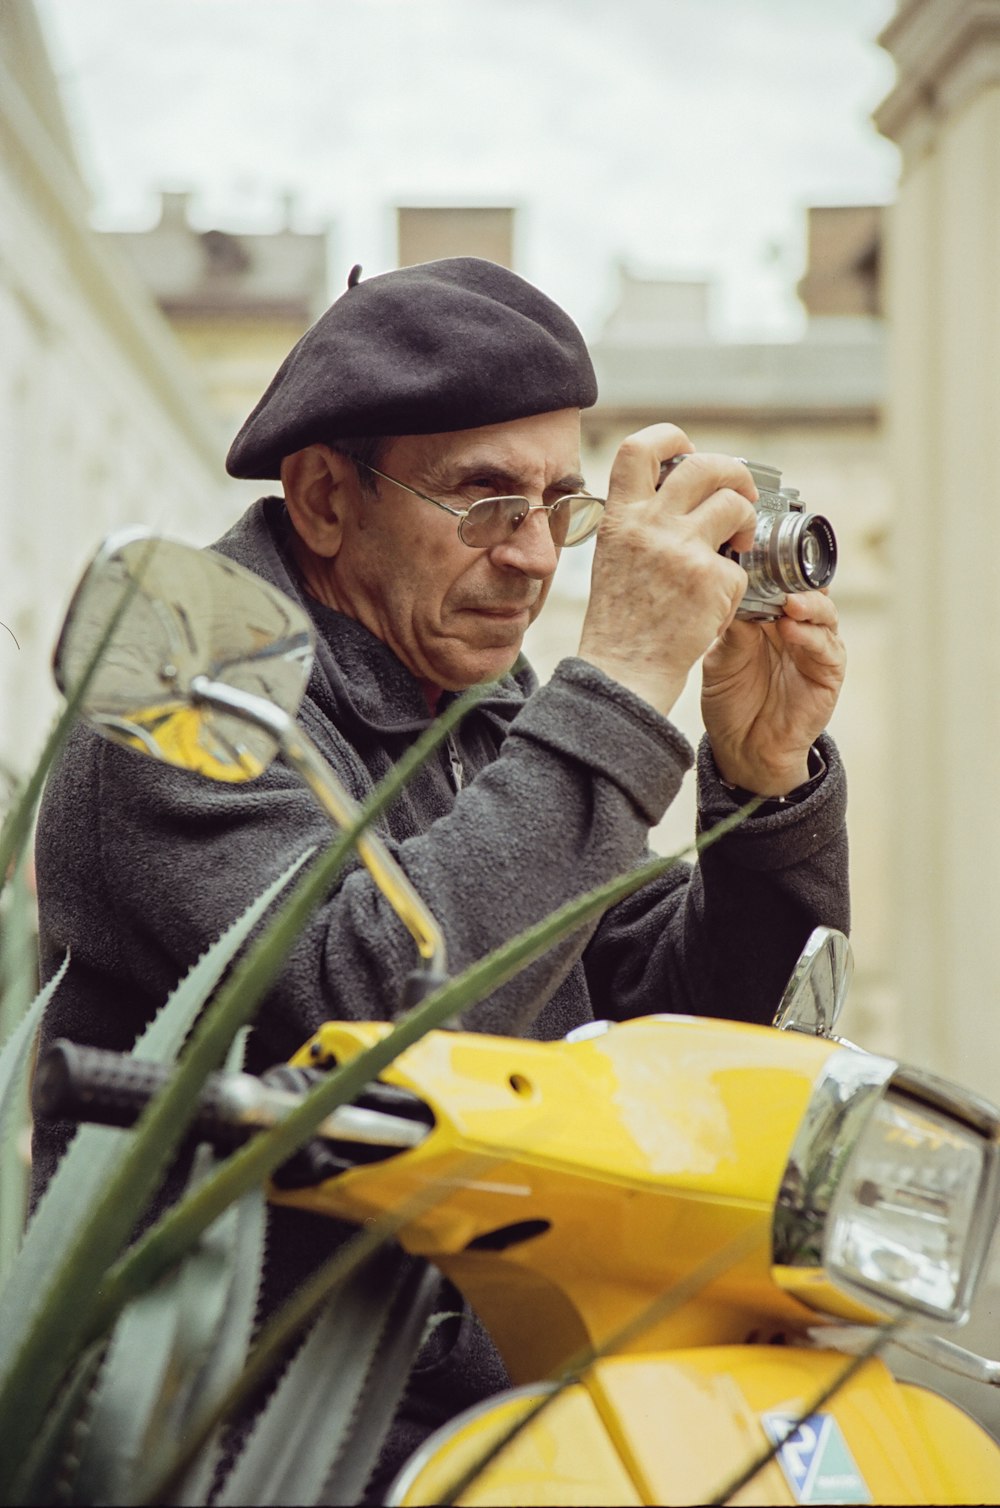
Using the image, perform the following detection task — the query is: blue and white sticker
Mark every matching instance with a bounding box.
[761,1411,872,1505]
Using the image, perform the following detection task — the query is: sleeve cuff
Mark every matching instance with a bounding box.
[696,731,847,870]
[508,657,695,826]
[717,744,828,814]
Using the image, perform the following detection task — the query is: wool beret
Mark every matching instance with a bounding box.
[226,257,598,479]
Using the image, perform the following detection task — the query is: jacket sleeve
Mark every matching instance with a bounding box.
[581,730,849,1027]
[33,659,847,1076]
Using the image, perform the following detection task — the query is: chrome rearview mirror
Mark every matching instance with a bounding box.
[54,528,447,985]
[772,926,853,1038]
[54,529,314,781]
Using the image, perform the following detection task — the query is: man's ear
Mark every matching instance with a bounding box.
[280,444,355,557]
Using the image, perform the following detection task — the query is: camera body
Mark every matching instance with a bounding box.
[725,461,837,620]
[660,456,837,622]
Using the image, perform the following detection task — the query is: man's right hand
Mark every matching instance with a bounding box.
[577,424,759,718]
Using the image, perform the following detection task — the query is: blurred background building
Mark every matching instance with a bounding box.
[1,0,999,1120]
[104,186,328,450]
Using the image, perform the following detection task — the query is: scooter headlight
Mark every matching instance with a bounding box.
[774,1051,1000,1325]
[826,1089,987,1317]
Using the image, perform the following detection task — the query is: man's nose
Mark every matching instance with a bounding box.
[488,508,560,577]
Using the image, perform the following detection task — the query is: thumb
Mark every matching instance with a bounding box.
[606,424,693,510]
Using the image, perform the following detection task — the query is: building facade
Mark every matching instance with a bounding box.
[104,188,329,455]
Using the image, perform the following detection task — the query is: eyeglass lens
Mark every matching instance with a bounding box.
[458,495,604,549]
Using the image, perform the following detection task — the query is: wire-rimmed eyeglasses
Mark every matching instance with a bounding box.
[358,463,605,549]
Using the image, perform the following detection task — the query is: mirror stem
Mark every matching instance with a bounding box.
[189,676,448,979]
[815,1325,1000,1388]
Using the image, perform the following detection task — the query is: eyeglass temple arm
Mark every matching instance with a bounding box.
[189,675,449,987]
[363,465,465,521]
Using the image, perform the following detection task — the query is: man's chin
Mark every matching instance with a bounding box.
[435,641,525,691]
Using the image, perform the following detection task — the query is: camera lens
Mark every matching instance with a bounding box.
[796,516,837,589]
[739,510,838,602]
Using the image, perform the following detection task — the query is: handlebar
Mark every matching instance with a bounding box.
[33,1039,433,1186]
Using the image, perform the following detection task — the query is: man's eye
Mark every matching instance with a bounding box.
[461,478,505,498]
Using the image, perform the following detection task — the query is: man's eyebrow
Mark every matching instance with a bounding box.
[430,459,588,495]
[553,471,588,494]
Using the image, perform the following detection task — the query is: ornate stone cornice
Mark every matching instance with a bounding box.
[875,0,1000,156]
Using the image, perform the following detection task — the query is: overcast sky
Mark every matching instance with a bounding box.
[37,0,900,340]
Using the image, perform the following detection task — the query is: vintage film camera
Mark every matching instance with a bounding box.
[661,457,837,621]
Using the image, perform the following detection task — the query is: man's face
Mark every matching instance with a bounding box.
[308,408,583,690]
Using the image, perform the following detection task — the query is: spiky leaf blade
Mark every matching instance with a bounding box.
[0,853,309,1502]
[166,1185,267,1508]
[63,1034,255,1505]
[66,1137,263,1507]
[0,955,68,1285]
[317,1258,442,1505]
[214,1246,436,1507]
[6,1339,107,1508]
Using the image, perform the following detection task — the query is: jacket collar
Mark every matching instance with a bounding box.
[212,497,534,738]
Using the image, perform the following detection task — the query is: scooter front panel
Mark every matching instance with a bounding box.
[388,1382,644,1506]
[585,1347,1000,1505]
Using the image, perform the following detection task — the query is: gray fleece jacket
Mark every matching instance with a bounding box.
[31,496,850,1487]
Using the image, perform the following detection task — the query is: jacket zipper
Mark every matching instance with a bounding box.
[445,732,465,792]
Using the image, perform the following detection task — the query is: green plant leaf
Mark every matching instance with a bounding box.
[150,1034,268,1508]
[0,953,65,1165]
[7,1338,107,1508]
[0,852,309,1504]
[75,1033,267,1508]
[0,954,68,1287]
[70,1250,203,1505]
[316,1257,442,1506]
[60,1034,255,1506]
[64,1151,265,1508]
[0,846,38,1042]
[213,1245,437,1508]
[141,1153,496,1506]
[165,1185,267,1508]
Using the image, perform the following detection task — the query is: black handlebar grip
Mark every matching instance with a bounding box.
[33,1040,174,1129]
[32,1039,252,1153]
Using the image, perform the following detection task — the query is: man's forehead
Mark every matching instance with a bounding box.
[389,410,583,478]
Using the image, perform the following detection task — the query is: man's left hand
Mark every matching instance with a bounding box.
[701,590,846,797]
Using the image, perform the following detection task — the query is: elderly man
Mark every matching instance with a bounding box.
[32,257,847,1491]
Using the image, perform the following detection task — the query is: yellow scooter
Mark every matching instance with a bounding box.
[36,947,1000,1506]
[41,530,1000,1506]
[279,996,1000,1506]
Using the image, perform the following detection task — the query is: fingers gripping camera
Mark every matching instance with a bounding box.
[662,457,837,621]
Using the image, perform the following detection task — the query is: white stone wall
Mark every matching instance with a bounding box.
[876,0,1000,1102]
[0,11,242,782]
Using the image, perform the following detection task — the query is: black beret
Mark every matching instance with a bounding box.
[226,257,598,479]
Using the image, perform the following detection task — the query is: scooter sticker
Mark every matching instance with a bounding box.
[761,1411,872,1505]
